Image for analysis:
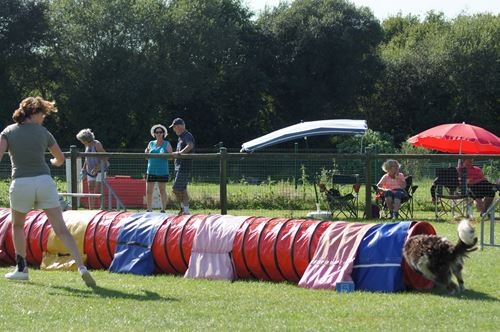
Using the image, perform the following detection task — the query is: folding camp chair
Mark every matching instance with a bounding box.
[431,167,472,219]
[321,174,360,218]
[372,176,418,219]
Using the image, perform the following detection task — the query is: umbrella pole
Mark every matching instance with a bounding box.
[307,176,332,220]
[457,156,473,218]
[313,178,320,212]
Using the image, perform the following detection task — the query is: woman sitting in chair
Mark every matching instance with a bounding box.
[460,159,495,217]
[377,159,408,219]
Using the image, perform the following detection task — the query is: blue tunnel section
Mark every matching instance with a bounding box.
[351,222,411,292]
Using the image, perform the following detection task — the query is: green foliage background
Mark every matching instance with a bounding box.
[1,0,498,150]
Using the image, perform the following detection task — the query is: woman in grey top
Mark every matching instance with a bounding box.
[76,128,108,209]
[0,96,96,287]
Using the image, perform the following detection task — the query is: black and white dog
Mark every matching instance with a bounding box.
[403,219,477,294]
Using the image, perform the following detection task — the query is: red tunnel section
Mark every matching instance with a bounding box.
[232,218,332,282]
[151,214,203,274]
[0,210,49,266]
[84,211,130,269]
[0,209,436,290]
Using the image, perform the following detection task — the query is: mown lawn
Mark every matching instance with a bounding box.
[0,215,499,331]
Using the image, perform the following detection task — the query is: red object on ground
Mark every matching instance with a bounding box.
[0,210,49,265]
[152,214,203,274]
[407,122,500,154]
[84,211,130,269]
[232,217,332,282]
[24,211,51,266]
[0,209,15,264]
[81,175,147,208]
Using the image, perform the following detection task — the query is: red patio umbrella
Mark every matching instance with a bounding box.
[407,123,500,154]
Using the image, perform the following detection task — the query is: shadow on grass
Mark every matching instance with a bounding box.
[411,288,499,302]
[28,281,179,302]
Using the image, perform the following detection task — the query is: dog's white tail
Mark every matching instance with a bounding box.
[458,219,476,246]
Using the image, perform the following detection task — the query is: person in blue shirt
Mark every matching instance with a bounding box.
[145,124,172,212]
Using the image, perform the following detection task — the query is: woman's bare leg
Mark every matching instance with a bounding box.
[4,210,30,279]
[159,183,167,211]
[44,207,96,287]
[94,181,102,207]
[146,182,154,210]
[385,197,394,211]
[393,198,402,212]
[11,210,27,258]
[44,207,84,266]
[88,180,96,209]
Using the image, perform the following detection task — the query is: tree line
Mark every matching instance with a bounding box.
[1,0,498,150]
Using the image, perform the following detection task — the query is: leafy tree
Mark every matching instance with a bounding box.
[45,0,267,148]
[443,14,500,133]
[336,129,395,153]
[163,0,268,145]
[256,0,383,136]
[46,0,171,148]
[366,12,499,144]
[364,12,452,143]
[0,0,50,126]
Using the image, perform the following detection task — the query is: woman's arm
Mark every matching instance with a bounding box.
[0,137,8,161]
[94,140,108,160]
[48,143,65,167]
[397,173,407,188]
[377,174,387,190]
[167,141,173,154]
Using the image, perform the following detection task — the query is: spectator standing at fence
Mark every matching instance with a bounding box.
[460,159,495,217]
[76,128,108,209]
[145,124,172,213]
[0,97,95,287]
[170,118,195,215]
[377,159,408,219]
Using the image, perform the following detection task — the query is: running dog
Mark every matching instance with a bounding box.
[403,219,477,294]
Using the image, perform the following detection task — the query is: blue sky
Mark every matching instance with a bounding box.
[245,0,500,20]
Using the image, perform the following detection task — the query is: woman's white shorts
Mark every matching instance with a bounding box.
[9,175,60,213]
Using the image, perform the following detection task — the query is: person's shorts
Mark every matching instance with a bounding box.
[9,175,60,213]
[469,180,495,199]
[172,169,190,191]
[383,188,408,201]
[87,171,107,183]
[146,174,169,183]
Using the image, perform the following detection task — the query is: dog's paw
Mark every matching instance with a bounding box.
[447,282,459,295]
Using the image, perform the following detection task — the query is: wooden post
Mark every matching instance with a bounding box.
[70,145,78,210]
[219,146,228,215]
[364,149,373,219]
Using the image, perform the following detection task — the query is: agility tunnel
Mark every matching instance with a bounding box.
[0,208,435,292]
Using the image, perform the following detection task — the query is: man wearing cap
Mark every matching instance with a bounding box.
[170,118,195,215]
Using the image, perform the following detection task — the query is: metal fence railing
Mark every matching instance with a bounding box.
[1,146,497,222]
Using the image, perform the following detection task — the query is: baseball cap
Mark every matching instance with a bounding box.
[169,118,185,128]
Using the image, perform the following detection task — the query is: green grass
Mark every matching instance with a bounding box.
[1,218,499,331]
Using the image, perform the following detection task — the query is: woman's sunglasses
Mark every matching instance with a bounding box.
[155,131,164,134]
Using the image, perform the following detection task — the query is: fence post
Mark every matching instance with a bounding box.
[219,146,228,215]
[294,142,298,189]
[364,149,373,218]
[70,145,78,210]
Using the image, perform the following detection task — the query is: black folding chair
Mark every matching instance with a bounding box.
[431,167,471,219]
[322,174,360,219]
[372,176,418,219]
